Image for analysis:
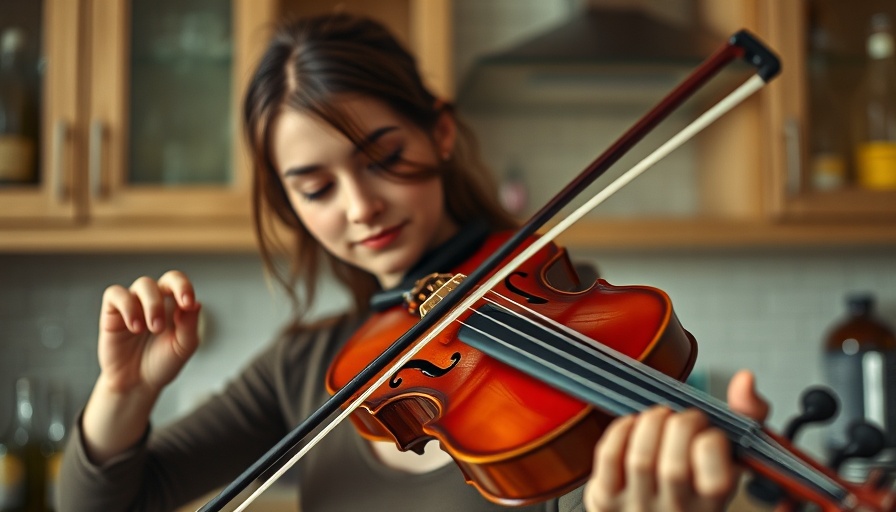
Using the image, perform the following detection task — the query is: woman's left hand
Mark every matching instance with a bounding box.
[582,370,769,512]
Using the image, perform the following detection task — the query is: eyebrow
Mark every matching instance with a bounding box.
[282,125,399,177]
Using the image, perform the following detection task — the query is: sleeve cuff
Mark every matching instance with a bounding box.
[70,409,152,479]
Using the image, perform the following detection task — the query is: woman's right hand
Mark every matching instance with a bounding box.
[98,270,202,395]
[80,270,202,464]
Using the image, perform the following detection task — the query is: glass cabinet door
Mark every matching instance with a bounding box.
[764,0,896,219]
[0,0,81,223]
[89,0,265,221]
[128,0,233,186]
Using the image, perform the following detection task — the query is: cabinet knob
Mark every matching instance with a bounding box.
[52,120,69,203]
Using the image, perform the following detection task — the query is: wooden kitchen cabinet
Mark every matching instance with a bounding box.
[0,0,276,251]
[756,0,896,221]
[85,1,275,223]
[551,0,896,250]
[0,0,81,224]
[279,0,452,99]
[6,0,892,251]
[0,0,452,252]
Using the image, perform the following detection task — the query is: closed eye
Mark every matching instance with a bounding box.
[298,182,333,202]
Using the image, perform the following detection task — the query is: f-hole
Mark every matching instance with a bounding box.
[505,271,548,304]
[390,352,462,388]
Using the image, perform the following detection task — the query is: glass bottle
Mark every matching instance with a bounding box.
[853,13,896,190]
[808,25,848,191]
[0,28,38,184]
[0,387,26,512]
[0,379,44,512]
[823,294,896,464]
[40,386,66,512]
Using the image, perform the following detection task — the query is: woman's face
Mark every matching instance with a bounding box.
[271,96,459,289]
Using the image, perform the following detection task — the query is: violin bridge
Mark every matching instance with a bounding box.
[404,273,466,318]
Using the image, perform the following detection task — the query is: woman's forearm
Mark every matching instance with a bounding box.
[81,374,160,464]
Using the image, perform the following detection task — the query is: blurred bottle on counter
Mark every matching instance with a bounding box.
[40,386,66,512]
[0,28,38,184]
[0,379,45,511]
[0,388,26,511]
[853,13,896,190]
[822,293,896,476]
[808,25,848,190]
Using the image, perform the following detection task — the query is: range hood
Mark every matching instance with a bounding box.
[456,7,734,112]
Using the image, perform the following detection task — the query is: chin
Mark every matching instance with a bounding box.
[371,254,422,286]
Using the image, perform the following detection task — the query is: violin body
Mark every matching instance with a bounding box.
[326,233,698,506]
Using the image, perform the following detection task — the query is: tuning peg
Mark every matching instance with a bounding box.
[746,473,787,505]
[828,421,886,473]
[783,386,838,441]
[746,386,839,506]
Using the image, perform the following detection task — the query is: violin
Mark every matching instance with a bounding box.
[326,232,697,505]
[200,31,896,512]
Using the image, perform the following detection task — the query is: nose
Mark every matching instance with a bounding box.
[344,178,385,224]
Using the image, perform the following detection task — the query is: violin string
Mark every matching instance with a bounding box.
[472,291,846,498]
[213,74,770,512]
[457,303,847,504]
[462,295,735,425]
[473,293,849,502]
[484,291,745,430]
[458,294,848,504]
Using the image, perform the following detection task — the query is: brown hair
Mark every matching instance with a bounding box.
[243,13,516,317]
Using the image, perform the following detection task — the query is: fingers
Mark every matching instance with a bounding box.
[691,428,738,504]
[101,284,145,333]
[656,409,709,507]
[585,407,741,512]
[171,301,203,360]
[625,407,671,501]
[129,276,167,333]
[101,270,198,335]
[727,370,770,422]
[587,415,635,510]
[157,270,197,312]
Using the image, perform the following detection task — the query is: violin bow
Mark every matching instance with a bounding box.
[199,30,779,512]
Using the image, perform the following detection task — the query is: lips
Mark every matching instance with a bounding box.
[357,222,406,250]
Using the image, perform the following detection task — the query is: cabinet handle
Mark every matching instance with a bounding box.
[51,120,69,203]
[88,120,104,198]
[783,118,802,195]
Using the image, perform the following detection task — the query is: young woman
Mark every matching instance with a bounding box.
[58,13,767,512]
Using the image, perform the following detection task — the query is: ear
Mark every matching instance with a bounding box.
[433,110,457,161]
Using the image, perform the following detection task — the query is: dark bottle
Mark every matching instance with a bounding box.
[823,294,896,462]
